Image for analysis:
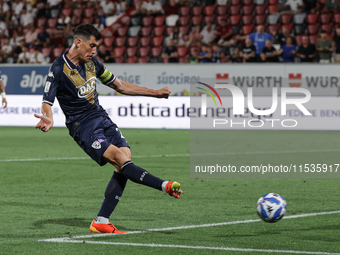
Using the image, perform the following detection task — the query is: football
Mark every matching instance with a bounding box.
[257,193,287,223]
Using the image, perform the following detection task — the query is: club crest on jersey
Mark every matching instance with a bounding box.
[92,141,101,149]
[86,61,95,72]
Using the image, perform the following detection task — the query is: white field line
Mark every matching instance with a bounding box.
[36,240,340,255]
[39,210,340,241]
[1,149,340,162]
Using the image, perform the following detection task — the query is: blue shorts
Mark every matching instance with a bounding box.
[70,116,130,166]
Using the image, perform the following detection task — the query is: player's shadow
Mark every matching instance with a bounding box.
[32,217,89,229]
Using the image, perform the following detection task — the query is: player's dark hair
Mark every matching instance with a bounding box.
[73,24,101,42]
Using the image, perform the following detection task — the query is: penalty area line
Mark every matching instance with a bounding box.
[37,240,340,255]
[2,149,340,162]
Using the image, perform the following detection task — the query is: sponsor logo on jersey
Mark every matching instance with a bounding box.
[44,81,51,93]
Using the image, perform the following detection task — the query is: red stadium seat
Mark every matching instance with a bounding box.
[42,47,52,58]
[37,17,47,27]
[141,26,152,36]
[138,57,150,63]
[255,5,267,15]
[115,57,124,63]
[307,23,320,34]
[153,26,165,36]
[217,5,228,15]
[116,26,128,36]
[192,15,203,26]
[243,0,253,5]
[230,0,241,5]
[204,15,216,25]
[151,46,163,57]
[152,36,164,47]
[72,8,83,17]
[154,15,166,26]
[242,15,254,25]
[179,57,187,63]
[179,25,190,35]
[230,15,242,25]
[61,8,72,17]
[114,46,126,57]
[180,6,190,16]
[217,15,228,26]
[255,14,267,25]
[281,14,293,24]
[47,18,58,28]
[115,36,126,47]
[179,16,190,26]
[320,13,332,24]
[177,46,188,57]
[126,47,138,57]
[140,36,151,47]
[204,5,216,16]
[306,13,319,24]
[242,5,254,15]
[268,5,278,14]
[139,46,150,57]
[126,56,138,63]
[84,8,94,18]
[128,36,139,47]
[295,34,303,45]
[334,13,340,24]
[52,47,65,58]
[267,24,281,34]
[192,6,203,15]
[229,5,241,15]
[103,36,115,47]
[268,0,277,4]
[242,24,254,35]
[321,23,333,34]
[308,35,318,45]
[142,16,154,27]
[281,23,293,33]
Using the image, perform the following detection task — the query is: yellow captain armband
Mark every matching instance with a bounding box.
[98,69,114,85]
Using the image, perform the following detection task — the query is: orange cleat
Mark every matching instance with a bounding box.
[89,219,127,234]
[165,181,183,199]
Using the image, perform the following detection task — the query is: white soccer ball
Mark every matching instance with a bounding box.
[257,193,287,223]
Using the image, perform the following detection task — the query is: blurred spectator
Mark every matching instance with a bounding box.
[302,0,320,13]
[46,0,62,18]
[261,40,279,62]
[1,37,14,63]
[165,26,185,46]
[211,44,226,63]
[12,0,24,17]
[201,21,215,46]
[322,0,339,14]
[0,8,6,23]
[215,19,234,47]
[68,15,81,32]
[13,39,25,61]
[0,0,9,15]
[189,25,203,46]
[273,26,297,46]
[0,20,8,38]
[97,45,115,63]
[56,13,70,31]
[143,0,164,16]
[106,0,129,26]
[333,25,340,63]
[100,0,116,18]
[297,35,317,62]
[29,45,47,64]
[230,47,242,63]
[277,36,297,62]
[241,38,257,62]
[10,27,25,47]
[17,44,31,63]
[25,25,38,46]
[245,25,273,61]
[198,44,212,63]
[20,7,34,28]
[162,39,179,63]
[6,9,19,30]
[187,48,199,63]
[116,0,129,15]
[36,25,51,47]
[93,17,105,33]
[133,0,148,17]
[281,0,304,13]
[316,30,334,63]
[217,0,228,4]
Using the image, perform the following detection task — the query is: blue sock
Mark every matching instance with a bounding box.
[97,171,127,218]
[120,161,163,191]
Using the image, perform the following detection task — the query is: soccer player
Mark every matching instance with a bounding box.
[34,24,183,234]
[0,71,8,108]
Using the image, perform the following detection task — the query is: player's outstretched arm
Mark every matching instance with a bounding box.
[108,78,171,98]
[34,103,54,132]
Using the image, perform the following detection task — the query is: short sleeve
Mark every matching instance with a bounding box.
[42,63,61,106]
[248,33,255,40]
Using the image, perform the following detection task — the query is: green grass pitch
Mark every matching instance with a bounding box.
[0,126,339,255]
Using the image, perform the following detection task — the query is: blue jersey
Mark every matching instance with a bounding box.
[43,51,115,128]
